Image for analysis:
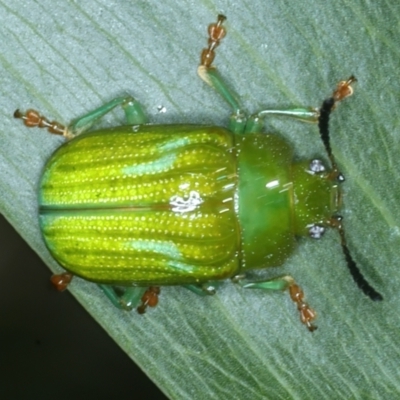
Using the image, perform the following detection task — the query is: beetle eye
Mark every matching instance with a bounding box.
[308,224,326,239]
[309,159,326,174]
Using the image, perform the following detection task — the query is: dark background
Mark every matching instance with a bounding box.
[0,214,167,400]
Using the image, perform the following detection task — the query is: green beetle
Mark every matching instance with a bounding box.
[15,15,381,331]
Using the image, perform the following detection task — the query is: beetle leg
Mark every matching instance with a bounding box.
[244,108,319,134]
[183,282,221,296]
[198,15,246,134]
[68,96,147,137]
[14,97,147,140]
[241,275,317,332]
[243,76,357,135]
[98,284,148,311]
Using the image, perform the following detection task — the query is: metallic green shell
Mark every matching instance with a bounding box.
[39,124,337,286]
[39,125,239,285]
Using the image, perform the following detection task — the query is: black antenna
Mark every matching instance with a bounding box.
[333,217,383,301]
[318,77,383,301]
[318,97,335,167]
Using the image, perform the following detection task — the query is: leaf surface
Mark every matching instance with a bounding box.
[0,1,399,399]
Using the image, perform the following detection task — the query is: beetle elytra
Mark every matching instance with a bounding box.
[15,15,382,331]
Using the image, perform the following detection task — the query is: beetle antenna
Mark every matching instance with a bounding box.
[330,216,383,301]
[318,76,357,173]
[318,97,336,167]
[319,78,383,301]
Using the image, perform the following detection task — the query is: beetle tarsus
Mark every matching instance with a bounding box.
[14,108,66,135]
[200,14,227,68]
[50,272,73,291]
[289,283,317,332]
[137,286,161,314]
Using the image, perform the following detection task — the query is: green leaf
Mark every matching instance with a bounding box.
[1,1,399,398]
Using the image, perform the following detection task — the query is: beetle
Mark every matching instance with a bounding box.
[15,15,381,331]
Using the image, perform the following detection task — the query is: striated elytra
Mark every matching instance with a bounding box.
[15,15,381,331]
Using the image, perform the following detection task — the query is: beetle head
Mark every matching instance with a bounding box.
[291,159,340,237]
